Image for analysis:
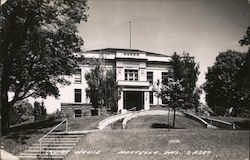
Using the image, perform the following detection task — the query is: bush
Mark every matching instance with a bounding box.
[10,100,34,125]
[47,109,67,121]
[33,101,47,121]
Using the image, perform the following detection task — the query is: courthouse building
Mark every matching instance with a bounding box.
[61,48,171,117]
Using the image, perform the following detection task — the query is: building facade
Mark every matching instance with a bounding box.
[61,48,171,117]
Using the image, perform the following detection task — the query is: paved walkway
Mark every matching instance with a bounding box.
[98,110,208,130]
[1,149,20,160]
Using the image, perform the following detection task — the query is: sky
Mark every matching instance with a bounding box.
[31,0,250,113]
[79,0,250,86]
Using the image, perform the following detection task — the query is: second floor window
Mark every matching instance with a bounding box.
[75,69,82,83]
[125,69,138,81]
[147,72,153,84]
[74,89,82,103]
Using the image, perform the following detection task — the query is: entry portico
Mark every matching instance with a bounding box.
[116,50,151,112]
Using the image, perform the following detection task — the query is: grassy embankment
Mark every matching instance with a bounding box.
[1,116,106,155]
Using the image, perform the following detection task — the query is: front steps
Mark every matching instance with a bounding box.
[17,132,84,160]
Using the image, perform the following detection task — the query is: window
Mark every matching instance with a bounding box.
[162,72,168,83]
[125,69,138,81]
[74,69,82,83]
[147,72,153,84]
[150,91,153,104]
[74,110,82,117]
[74,89,82,102]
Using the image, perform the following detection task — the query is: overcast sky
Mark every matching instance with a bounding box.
[37,0,250,113]
[79,0,250,86]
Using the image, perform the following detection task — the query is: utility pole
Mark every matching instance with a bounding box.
[129,21,131,50]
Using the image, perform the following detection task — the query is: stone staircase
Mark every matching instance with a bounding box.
[17,132,84,160]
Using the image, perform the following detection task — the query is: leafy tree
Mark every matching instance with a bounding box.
[237,26,250,117]
[85,58,120,112]
[33,101,47,121]
[85,59,105,110]
[104,69,120,112]
[161,52,200,127]
[161,76,185,128]
[204,50,247,116]
[239,26,250,46]
[0,0,88,133]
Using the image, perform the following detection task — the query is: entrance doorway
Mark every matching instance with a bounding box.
[124,91,144,111]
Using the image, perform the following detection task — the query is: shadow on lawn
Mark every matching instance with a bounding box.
[2,119,63,144]
[235,120,250,130]
[151,123,185,129]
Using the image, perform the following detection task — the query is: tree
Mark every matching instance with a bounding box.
[33,101,47,121]
[85,59,105,110]
[0,0,88,133]
[161,52,200,128]
[85,58,120,112]
[161,76,185,128]
[104,69,120,112]
[204,50,247,116]
[239,26,250,46]
[9,100,33,125]
[237,26,250,117]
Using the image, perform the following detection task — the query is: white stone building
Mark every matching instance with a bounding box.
[61,48,171,117]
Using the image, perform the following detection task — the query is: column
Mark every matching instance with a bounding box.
[144,91,150,110]
[118,91,124,113]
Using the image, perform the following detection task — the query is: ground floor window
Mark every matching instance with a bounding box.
[150,91,153,104]
[91,110,98,116]
[74,89,82,102]
[74,109,82,117]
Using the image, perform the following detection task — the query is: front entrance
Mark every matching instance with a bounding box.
[124,91,144,111]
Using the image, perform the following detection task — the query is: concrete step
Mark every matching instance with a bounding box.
[23,149,71,154]
[18,154,66,159]
[42,137,81,141]
[19,150,69,156]
[51,132,86,135]
[28,146,74,150]
[32,143,76,146]
[39,140,79,143]
[47,134,84,138]
[18,154,65,159]
[44,137,81,139]
[18,132,85,159]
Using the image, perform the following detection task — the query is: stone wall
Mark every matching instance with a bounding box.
[61,103,108,118]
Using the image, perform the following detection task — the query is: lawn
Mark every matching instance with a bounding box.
[1,121,59,154]
[66,129,249,160]
[1,116,106,155]
[126,114,205,129]
[68,116,107,131]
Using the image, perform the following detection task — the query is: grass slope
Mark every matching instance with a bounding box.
[1,116,106,155]
[126,114,205,129]
[67,129,249,160]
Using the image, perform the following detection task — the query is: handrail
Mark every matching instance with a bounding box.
[128,107,136,111]
[38,118,68,156]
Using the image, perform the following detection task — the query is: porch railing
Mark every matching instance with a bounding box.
[38,118,68,156]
